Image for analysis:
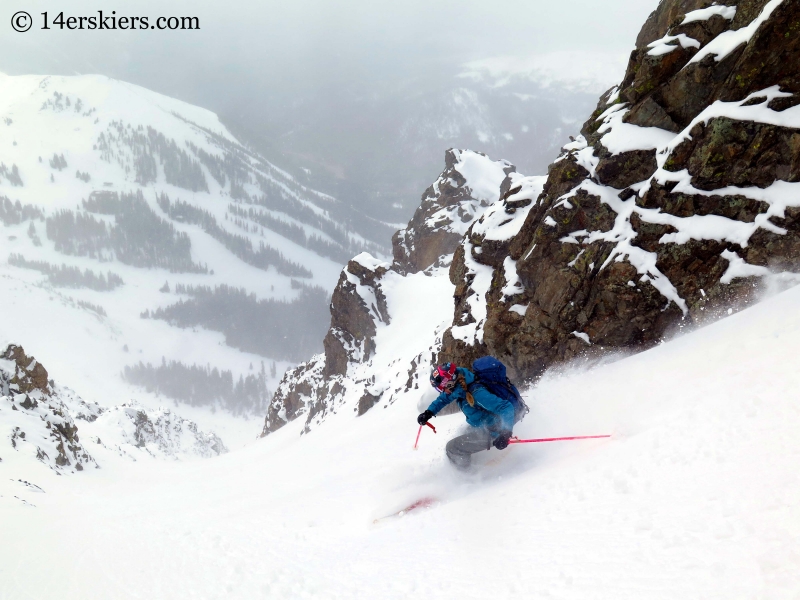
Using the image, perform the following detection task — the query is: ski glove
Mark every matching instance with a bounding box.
[493,430,512,450]
[417,410,434,426]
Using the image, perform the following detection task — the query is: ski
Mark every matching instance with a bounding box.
[373,497,437,523]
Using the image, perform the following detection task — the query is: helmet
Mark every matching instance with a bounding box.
[430,363,457,392]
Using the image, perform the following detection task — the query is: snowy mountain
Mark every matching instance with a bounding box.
[0,73,387,426]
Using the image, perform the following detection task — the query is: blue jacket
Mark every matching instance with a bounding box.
[426,368,515,437]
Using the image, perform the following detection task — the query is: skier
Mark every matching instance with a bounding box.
[417,362,516,469]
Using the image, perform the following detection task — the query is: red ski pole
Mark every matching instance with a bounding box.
[509,434,611,444]
[413,422,436,449]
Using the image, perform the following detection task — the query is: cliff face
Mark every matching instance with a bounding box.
[262,150,514,435]
[442,0,800,380]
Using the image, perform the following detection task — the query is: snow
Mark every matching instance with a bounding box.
[345,267,386,325]
[560,80,800,315]
[596,105,676,154]
[719,249,770,284]
[571,331,591,344]
[562,134,588,153]
[471,174,546,242]
[351,252,390,272]
[420,150,512,240]
[567,248,586,266]
[508,304,528,316]
[681,4,737,25]
[501,256,524,299]
[647,33,701,57]
[451,149,511,203]
[3,275,800,598]
[689,0,786,65]
[0,72,372,446]
[299,265,456,432]
[449,243,495,345]
[558,180,689,314]
[718,249,800,289]
[663,87,800,151]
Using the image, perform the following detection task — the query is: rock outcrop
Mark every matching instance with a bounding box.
[441,0,800,380]
[393,148,515,274]
[262,150,514,436]
[1,344,226,471]
[1,345,96,472]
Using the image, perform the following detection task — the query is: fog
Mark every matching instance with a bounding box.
[4,0,659,225]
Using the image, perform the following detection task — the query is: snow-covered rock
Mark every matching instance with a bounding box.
[0,344,226,473]
[392,149,514,274]
[90,403,227,461]
[1,345,95,473]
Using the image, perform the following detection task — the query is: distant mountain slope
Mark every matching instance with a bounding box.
[224,69,610,227]
[0,73,386,420]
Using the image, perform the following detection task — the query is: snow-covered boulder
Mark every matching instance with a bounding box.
[442,0,800,380]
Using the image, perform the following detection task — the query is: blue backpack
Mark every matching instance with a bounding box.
[470,356,529,423]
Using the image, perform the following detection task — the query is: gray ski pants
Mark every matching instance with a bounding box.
[445,428,493,470]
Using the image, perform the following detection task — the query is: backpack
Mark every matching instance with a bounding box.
[470,356,529,423]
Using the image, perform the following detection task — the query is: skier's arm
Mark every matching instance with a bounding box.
[427,391,454,415]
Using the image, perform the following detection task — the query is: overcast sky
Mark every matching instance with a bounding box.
[4,0,658,114]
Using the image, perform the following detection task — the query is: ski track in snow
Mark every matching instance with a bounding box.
[2,282,800,598]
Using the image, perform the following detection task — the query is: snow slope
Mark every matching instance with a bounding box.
[2,278,800,598]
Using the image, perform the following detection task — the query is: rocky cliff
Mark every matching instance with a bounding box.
[441,0,800,380]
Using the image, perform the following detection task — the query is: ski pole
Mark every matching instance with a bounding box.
[509,434,611,444]
[413,422,436,449]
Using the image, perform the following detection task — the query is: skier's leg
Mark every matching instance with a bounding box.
[445,428,492,469]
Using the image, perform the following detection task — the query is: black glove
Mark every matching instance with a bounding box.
[493,430,512,450]
[417,410,434,425]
